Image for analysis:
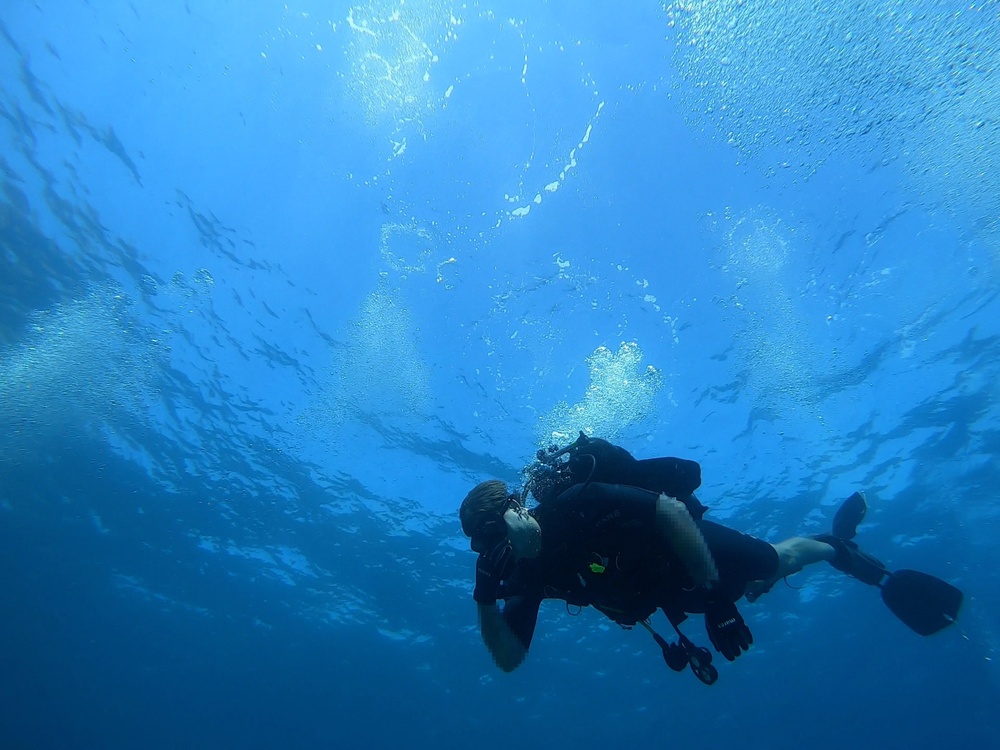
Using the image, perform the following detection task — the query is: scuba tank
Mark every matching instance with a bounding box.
[525,432,707,519]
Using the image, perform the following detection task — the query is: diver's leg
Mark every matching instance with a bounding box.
[773,536,838,577]
[745,537,836,602]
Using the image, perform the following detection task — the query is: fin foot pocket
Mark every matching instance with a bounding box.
[813,534,888,586]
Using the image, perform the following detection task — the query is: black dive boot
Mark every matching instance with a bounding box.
[813,491,889,586]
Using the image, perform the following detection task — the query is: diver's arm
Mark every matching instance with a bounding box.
[655,493,719,587]
[477,602,529,673]
[554,483,719,586]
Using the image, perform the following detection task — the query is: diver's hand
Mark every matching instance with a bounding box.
[745,577,777,603]
[477,602,527,672]
[473,540,513,604]
[705,600,753,661]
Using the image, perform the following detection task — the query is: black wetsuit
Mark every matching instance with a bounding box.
[497,481,779,652]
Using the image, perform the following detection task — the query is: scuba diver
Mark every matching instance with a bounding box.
[459,433,963,684]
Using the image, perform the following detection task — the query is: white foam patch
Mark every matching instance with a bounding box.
[377,627,432,643]
[0,285,162,467]
[198,536,220,553]
[538,342,663,445]
[274,546,319,577]
[226,545,276,565]
[667,0,1000,228]
[506,102,604,222]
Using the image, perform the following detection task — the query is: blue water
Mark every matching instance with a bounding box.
[1,1,998,748]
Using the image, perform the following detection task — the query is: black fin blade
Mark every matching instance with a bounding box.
[881,569,963,636]
[832,491,867,540]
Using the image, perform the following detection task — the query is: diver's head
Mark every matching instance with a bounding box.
[460,480,510,552]
[460,480,541,559]
[503,502,542,560]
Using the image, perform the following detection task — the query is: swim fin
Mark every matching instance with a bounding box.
[832,491,867,540]
[818,492,963,635]
[813,534,889,586]
[880,569,963,636]
[814,492,888,584]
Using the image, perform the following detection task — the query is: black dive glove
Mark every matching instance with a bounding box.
[473,539,514,605]
[705,600,753,661]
